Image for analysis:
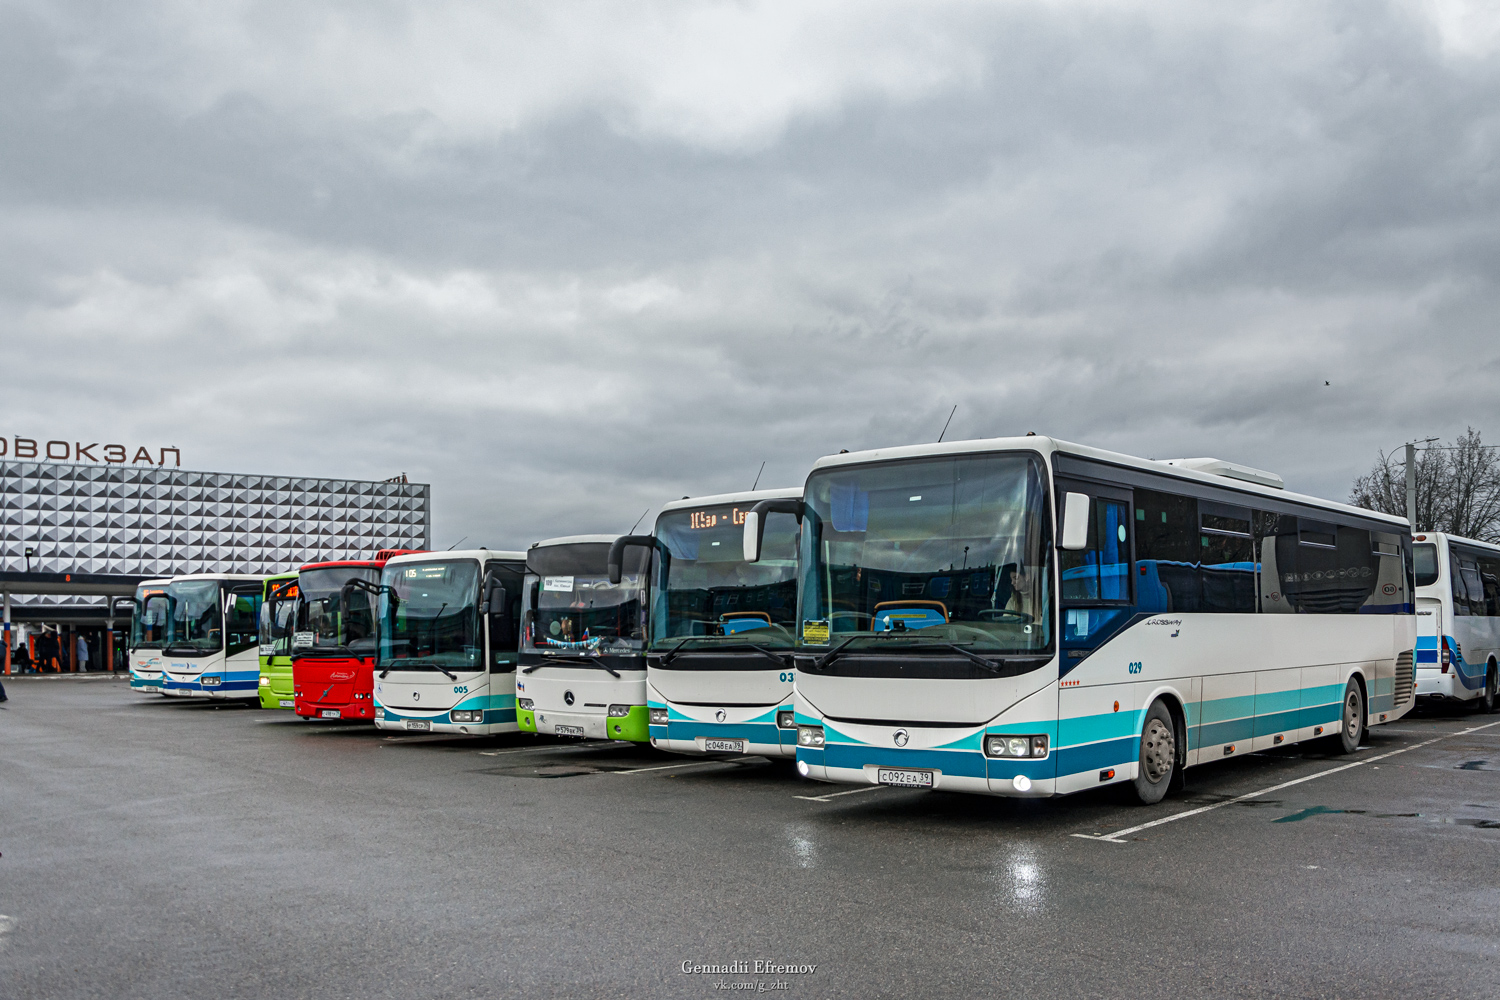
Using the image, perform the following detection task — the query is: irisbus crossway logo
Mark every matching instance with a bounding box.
[893,729,909,747]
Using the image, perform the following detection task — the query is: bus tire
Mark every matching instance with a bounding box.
[1131,700,1176,805]
[1329,677,1365,755]
[1482,663,1497,715]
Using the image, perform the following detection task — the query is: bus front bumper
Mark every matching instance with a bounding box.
[649,704,795,759]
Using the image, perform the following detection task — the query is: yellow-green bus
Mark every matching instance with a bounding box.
[258,572,299,710]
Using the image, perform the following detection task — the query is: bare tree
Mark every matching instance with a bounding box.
[1351,428,1500,542]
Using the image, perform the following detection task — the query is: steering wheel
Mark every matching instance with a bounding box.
[977,608,1034,624]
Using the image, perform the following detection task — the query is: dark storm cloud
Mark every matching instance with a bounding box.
[3,0,1499,549]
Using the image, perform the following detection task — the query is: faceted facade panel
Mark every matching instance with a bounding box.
[1,461,430,609]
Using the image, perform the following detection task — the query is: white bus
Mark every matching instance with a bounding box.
[372,549,526,736]
[745,436,1416,804]
[614,489,803,759]
[516,535,650,742]
[155,574,266,699]
[1412,532,1500,711]
[116,578,171,694]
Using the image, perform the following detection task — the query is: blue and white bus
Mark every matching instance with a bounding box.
[1412,532,1500,711]
[517,535,650,742]
[157,574,265,699]
[117,578,171,693]
[617,489,803,760]
[373,549,526,736]
[744,436,1416,804]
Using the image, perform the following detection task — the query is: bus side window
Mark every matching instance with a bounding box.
[1134,489,1197,613]
[1452,550,1475,617]
[1479,554,1500,617]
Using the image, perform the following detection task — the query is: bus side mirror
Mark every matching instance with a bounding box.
[744,497,805,563]
[1061,492,1090,551]
[111,597,139,617]
[487,585,507,617]
[743,511,761,563]
[607,536,656,585]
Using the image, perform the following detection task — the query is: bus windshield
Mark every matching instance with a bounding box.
[378,560,482,672]
[800,452,1052,656]
[165,580,224,654]
[259,580,298,656]
[132,586,171,650]
[297,566,380,656]
[523,542,647,656]
[651,504,799,650]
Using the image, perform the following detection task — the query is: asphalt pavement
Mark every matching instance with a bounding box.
[2,676,1499,999]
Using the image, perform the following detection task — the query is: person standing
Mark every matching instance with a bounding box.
[77,632,89,673]
[14,641,32,674]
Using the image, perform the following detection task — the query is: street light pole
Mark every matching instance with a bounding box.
[1405,441,1417,533]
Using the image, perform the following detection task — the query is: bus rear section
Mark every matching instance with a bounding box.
[158,575,265,699]
[119,580,171,694]
[637,490,802,760]
[258,573,298,710]
[517,536,649,742]
[373,550,525,736]
[291,553,417,722]
[779,437,1415,804]
[1413,533,1500,709]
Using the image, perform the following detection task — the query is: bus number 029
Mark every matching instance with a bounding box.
[1128,662,1143,675]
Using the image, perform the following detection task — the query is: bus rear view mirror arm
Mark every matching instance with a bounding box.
[607,535,656,585]
[743,498,805,563]
[1060,492,1090,551]
[111,597,140,616]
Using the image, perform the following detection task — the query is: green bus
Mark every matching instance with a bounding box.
[258,572,300,710]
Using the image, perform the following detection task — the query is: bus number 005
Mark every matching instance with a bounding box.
[1127,662,1143,675]
[453,685,468,694]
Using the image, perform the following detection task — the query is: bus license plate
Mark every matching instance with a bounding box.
[405,720,431,732]
[555,724,585,737]
[279,699,294,708]
[704,739,746,753]
[877,768,933,788]
[320,709,341,719]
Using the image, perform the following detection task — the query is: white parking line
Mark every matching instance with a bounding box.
[1073,719,1500,844]
[794,784,888,803]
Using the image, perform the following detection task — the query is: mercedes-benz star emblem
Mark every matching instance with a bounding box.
[893,728,909,747]
[564,690,575,706]
[715,710,727,723]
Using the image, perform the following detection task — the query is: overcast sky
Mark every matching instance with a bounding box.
[3,0,1499,549]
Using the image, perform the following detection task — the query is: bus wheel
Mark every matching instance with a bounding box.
[1131,700,1176,805]
[1482,665,1497,715]
[1330,678,1365,755]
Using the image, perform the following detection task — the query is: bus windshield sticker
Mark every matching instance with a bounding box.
[803,620,830,644]
[543,576,575,593]
[293,631,315,649]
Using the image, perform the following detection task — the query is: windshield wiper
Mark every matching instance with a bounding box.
[378,661,458,680]
[807,637,858,672]
[654,640,790,668]
[522,657,622,678]
[864,639,1004,674]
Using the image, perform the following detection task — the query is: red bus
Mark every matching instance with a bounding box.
[292,550,420,722]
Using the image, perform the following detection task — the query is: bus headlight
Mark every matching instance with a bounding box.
[777,710,796,729]
[607,705,633,718]
[201,676,221,687]
[518,698,534,711]
[797,725,825,747]
[450,710,482,723]
[649,708,668,725]
[985,734,1048,758]
[259,676,270,687]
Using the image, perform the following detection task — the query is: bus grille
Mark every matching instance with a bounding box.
[1394,649,1414,706]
